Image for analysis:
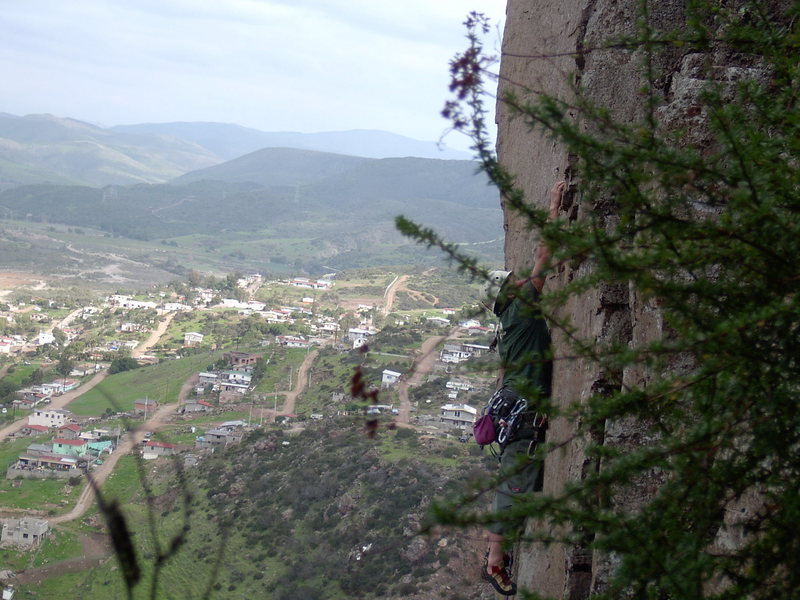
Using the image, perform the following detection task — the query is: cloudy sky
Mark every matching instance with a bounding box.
[1,0,506,151]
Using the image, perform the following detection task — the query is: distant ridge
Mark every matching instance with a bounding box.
[173,147,373,187]
[110,122,472,161]
[0,112,473,189]
[0,112,220,188]
[0,145,499,255]
[173,147,491,209]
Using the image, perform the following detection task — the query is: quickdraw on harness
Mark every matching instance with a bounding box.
[497,396,529,446]
[474,388,547,451]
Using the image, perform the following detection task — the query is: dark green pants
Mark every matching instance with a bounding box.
[488,438,541,535]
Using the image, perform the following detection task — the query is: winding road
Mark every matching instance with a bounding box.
[49,396,184,525]
[46,313,181,524]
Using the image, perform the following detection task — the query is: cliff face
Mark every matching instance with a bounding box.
[495,1,763,597]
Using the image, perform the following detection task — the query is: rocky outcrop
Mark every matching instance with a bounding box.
[495,1,781,597]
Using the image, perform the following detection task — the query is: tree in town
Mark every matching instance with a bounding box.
[109,355,140,375]
[55,352,74,384]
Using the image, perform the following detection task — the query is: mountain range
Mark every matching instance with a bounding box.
[0,149,499,246]
[0,112,501,281]
[111,121,471,162]
[0,112,470,188]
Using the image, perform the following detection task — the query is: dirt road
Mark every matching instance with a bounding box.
[49,372,195,525]
[0,370,108,441]
[50,343,304,525]
[48,402,175,524]
[396,328,457,424]
[382,274,407,316]
[13,533,112,585]
[276,349,318,416]
[56,306,85,331]
[132,312,176,358]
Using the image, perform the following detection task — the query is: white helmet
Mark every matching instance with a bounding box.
[482,269,512,312]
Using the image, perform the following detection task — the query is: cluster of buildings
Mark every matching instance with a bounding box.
[1,329,82,354]
[275,335,309,348]
[8,417,116,480]
[439,341,491,364]
[284,277,333,290]
[457,318,493,336]
[0,336,25,354]
[194,351,260,401]
[13,379,81,410]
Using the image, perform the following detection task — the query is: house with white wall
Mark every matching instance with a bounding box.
[440,403,478,429]
[381,370,402,388]
[183,332,204,347]
[28,409,72,429]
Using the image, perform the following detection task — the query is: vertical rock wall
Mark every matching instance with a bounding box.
[496,0,684,597]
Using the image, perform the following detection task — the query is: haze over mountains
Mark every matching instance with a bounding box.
[112,121,471,162]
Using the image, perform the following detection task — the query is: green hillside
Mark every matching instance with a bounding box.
[0,144,502,280]
[19,422,491,600]
[0,113,222,187]
[173,147,372,186]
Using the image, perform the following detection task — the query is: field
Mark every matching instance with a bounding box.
[0,208,502,294]
[68,352,221,416]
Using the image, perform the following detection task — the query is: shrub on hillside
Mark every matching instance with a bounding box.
[108,356,140,374]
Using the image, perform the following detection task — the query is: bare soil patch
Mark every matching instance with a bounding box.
[0,271,51,294]
[13,532,112,585]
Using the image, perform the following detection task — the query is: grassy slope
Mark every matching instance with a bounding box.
[0,146,503,284]
[69,352,220,416]
[17,423,490,600]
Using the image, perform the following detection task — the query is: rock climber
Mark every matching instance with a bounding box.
[479,180,565,596]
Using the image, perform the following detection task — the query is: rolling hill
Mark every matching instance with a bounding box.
[0,144,502,281]
[0,113,221,188]
[0,112,473,192]
[111,122,471,161]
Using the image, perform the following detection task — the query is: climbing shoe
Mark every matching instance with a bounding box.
[481,551,517,596]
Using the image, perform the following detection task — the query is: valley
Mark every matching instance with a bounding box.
[0,111,505,599]
[0,265,502,599]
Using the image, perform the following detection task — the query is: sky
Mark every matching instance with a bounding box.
[1,0,506,151]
